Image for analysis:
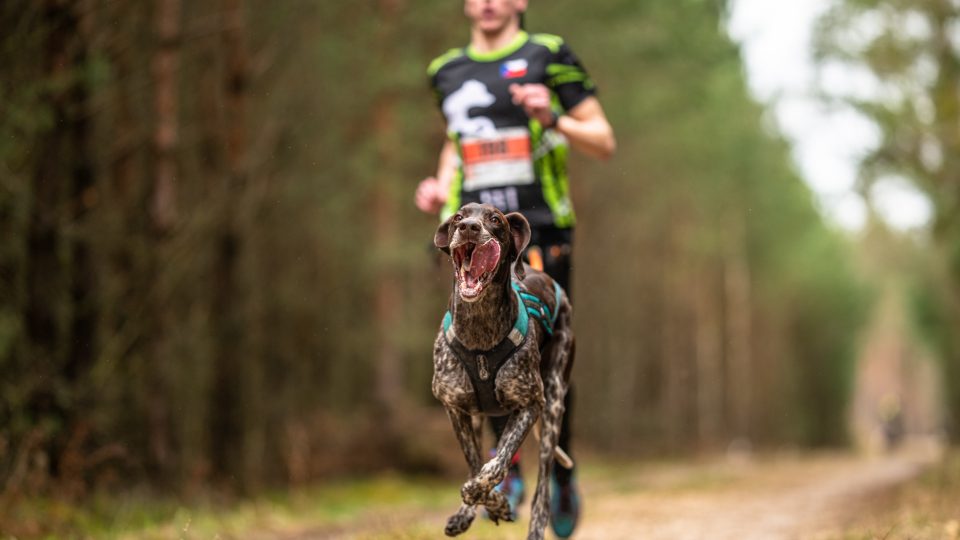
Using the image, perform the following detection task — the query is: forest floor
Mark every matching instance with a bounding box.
[4,440,957,540]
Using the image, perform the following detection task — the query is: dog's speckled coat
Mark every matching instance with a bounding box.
[432,203,575,539]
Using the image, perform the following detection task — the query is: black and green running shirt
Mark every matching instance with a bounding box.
[428,31,596,228]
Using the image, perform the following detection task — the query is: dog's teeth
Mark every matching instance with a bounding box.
[463,258,472,272]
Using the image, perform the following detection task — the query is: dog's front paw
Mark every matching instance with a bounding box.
[460,476,488,506]
[462,460,507,505]
[483,490,514,524]
[444,504,476,537]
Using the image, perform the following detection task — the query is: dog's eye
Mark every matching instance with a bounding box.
[489,216,500,225]
[452,214,462,222]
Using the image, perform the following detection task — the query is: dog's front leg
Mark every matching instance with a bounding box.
[461,405,540,506]
[447,407,483,474]
[443,407,514,535]
[443,407,482,536]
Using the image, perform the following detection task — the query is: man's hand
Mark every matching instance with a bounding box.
[509,83,555,127]
[417,140,457,214]
[415,176,447,214]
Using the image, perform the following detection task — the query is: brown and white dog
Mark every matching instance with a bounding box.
[432,203,575,539]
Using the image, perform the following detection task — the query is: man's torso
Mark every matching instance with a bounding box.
[429,32,594,228]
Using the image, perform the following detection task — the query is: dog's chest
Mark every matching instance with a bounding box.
[432,334,544,415]
[432,336,480,413]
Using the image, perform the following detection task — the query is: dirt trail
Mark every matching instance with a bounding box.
[289,445,939,540]
[575,451,931,540]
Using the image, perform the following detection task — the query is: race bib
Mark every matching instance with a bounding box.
[461,127,535,190]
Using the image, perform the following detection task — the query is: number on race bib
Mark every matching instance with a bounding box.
[461,127,534,190]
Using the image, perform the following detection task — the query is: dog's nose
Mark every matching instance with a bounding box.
[457,219,481,234]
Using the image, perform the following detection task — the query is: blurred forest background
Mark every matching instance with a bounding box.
[1,0,958,522]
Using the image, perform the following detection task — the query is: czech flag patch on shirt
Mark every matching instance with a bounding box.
[500,59,528,79]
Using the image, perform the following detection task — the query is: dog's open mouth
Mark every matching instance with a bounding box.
[453,239,501,300]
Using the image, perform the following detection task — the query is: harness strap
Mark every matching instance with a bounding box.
[552,280,563,327]
[513,281,563,336]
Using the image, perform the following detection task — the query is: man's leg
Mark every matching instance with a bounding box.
[538,227,575,481]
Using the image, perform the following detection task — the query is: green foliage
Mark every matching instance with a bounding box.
[816,0,960,438]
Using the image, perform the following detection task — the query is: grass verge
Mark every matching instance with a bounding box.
[822,450,960,540]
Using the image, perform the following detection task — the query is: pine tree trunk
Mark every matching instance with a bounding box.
[210,0,261,490]
[372,0,407,431]
[372,96,404,417]
[152,0,180,232]
[695,263,722,449]
[145,0,182,476]
[23,0,94,485]
[724,212,752,443]
[660,210,691,447]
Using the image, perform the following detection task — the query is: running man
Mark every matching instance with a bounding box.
[416,0,615,536]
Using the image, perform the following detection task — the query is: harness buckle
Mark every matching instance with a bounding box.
[508,328,524,346]
[477,354,490,380]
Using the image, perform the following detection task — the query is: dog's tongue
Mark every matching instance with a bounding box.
[465,240,501,283]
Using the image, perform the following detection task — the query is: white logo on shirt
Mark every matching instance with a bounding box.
[443,80,497,137]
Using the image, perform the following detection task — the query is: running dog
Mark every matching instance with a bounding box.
[432,203,575,539]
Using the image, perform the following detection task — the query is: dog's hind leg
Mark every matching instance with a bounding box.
[528,319,574,539]
[527,369,567,539]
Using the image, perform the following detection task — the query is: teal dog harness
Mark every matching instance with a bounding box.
[442,280,563,415]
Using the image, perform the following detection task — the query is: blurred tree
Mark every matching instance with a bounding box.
[145,0,182,478]
[815,0,960,440]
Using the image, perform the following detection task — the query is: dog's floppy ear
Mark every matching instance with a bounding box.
[505,212,531,280]
[434,215,454,255]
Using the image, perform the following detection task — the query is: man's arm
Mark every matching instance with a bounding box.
[556,97,616,160]
[415,138,457,214]
[509,84,615,160]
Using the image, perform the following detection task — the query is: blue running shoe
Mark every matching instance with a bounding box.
[550,471,580,538]
[494,462,525,520]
